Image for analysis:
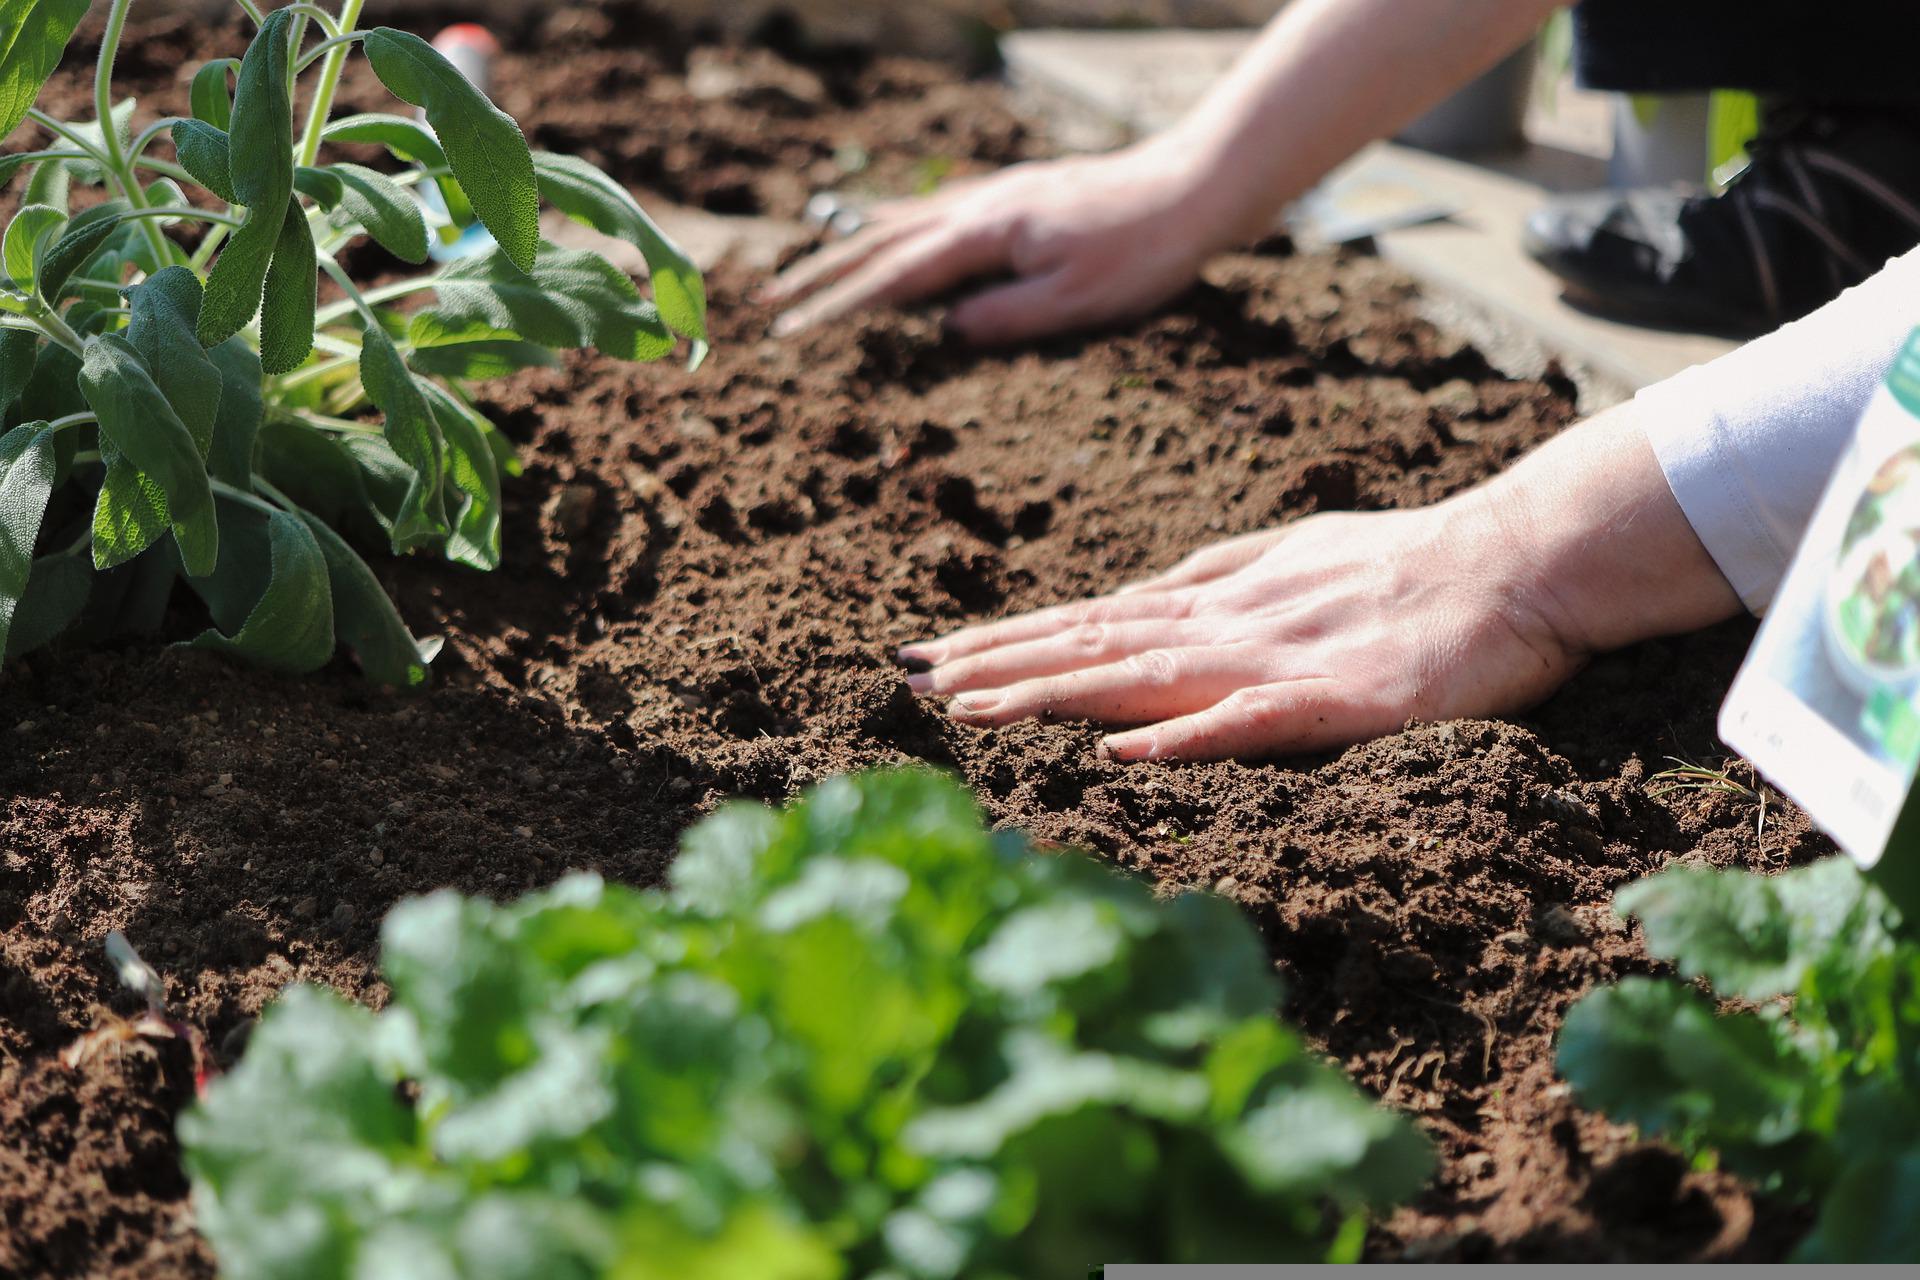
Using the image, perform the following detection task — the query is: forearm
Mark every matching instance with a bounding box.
[1165,0,1562,248]
[1468,401,1744,657]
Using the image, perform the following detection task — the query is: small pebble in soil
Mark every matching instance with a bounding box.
[1533,904,1586,946]
[550,484,599,540]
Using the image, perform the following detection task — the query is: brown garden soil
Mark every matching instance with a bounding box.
[1,4,1831,1276]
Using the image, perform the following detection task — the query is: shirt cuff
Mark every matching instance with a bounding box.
[1638,369,1790,616]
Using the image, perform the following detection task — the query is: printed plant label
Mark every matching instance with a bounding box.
[1722,327,1920,867]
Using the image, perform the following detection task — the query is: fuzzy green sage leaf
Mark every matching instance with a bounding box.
[362,28,538,274]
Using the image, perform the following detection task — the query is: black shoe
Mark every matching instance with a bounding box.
[1523,105,1920,335]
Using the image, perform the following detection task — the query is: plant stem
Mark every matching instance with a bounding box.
[294,32,366,75]
[317,253,389,331]
[126,117,185,163]
[25,301,85,356]
[272,352,358,391]
[211,476,286,517]
[233,0,266,25]
[132,157,196,185]
[313,277,433,327]
[281,4,342,37]
[296,0,366,169]
[2,146,92,168]
[124,205,245,229]
[92,0,179,271]
[24,109,111,165]
[252,477,306,517]
[189,223,232,272]
[276,408,382,435]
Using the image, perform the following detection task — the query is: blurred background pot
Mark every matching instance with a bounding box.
[1395,44,1536,156]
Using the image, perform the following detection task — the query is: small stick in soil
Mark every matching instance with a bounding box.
[60,930,217,1097]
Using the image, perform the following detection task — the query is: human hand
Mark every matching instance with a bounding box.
[761,137,1238,344]
[895,499,1586,762]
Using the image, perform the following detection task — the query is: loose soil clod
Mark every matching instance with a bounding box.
[2,4,1828,1274]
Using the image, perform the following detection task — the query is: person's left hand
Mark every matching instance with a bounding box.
[895,500,1586,762]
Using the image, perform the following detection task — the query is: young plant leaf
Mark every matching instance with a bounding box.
[10,331,78,423]
[96,268,219,569]
[295,509,437,688]
[533,151,709,350]
[1615,858,1886,1001]
[357,320,447,552]
[2,203,62,292]
[61,98,134,186]
[405,337,556,382]
[124,267,223,455]
[199,8,295,348]
[421,383,500,570]
[258,206,316,375]
[190,59,235,130]
[0,420,60,657]
[0,0,92,143]
[170,119,238,204]
[319,112,448,169]
[296,163,428,264]
[362,28,538,273]
[411,243,674,362]
[79,334,219,577]
[37,200,127,304]
[4,547,88,659]
[206,339,263,489]
[90,455,170,571]
[21,154,68,212]
[0,328,34,411]
[186,499,334,674]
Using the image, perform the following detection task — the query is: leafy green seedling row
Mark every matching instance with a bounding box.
[0,0,707,683]
[1558,857,1920,1262]
[181,769,1433,1277]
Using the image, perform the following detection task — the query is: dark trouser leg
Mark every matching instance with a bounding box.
[1524,2,1920,333]
[1574,0,1920,106]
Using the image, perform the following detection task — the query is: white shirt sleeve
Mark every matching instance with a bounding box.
[1638,246,1920,615]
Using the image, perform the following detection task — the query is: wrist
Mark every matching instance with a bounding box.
[1135,124,1271,257]
[1466,404,1745,659]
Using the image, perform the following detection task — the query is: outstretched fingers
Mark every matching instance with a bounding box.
[944,644,1265,729]
[1100,678,1372,763]
[908,618,1209,696]
[899,590,1198,668]
[759,214,931,306]
[769,221,1014,337]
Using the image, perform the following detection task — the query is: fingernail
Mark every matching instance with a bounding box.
[1101,732,1152,762]
[770,312,802,338]
[949,693,1002,720]
[895,648,933,674]
[905,673,934,694]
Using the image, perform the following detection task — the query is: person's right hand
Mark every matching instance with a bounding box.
[761,137,1243,344]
